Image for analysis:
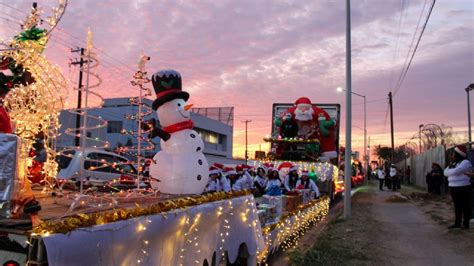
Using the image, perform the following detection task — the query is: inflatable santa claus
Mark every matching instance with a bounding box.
[286,97,337,159]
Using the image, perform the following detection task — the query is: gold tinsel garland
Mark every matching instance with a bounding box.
[32,190,251,235]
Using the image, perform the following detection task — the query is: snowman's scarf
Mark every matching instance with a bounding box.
[162,120,194,134]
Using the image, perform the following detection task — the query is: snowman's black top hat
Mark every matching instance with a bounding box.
[151,70,189,110]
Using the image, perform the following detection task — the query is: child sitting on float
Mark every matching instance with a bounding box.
[296,170,321,198]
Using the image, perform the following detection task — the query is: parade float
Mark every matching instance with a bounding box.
[0,2,331,265]
[261,98,345,202]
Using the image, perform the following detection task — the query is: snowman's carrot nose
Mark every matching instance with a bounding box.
[184,104,193,111]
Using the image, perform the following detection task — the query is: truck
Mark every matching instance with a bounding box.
[263,102,344,203]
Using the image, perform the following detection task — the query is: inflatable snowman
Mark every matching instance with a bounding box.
[148,70,209,194]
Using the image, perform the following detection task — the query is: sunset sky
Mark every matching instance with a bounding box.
[0,0,473,159]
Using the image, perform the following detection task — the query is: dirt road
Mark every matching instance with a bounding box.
[373,187,473,266]
[285,184,474,265]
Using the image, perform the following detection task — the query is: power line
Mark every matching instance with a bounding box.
[394,0,436,96]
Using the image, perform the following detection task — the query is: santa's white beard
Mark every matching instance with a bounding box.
[295,107,314,121]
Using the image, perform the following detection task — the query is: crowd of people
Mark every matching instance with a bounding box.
[375,145,472,230]
[376,164,403,192]
[204,163,321,198]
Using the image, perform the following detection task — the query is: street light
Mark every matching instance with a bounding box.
[465,83,474,147]
[419,124,424,153]
[343,0,352,219]
[337,87,367,183]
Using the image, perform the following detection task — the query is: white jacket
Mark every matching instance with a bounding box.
[444,159,472,187]
[206,176,231,192]
[377,169,385,179]
[254,175,267,188]
[295,179,320,197]
[389,167,397,177]
[232,173,254,191]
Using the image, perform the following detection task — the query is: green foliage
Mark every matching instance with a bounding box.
[374,145,392,162]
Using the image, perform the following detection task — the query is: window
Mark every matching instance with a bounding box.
[107,121,123,133]
[56,150,75,169]
[86,132,92,138]
[84,152,115,173]
[195,128,221,144]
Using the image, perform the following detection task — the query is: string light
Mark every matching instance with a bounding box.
[3,1,68,188]
[263,136,320,144]
[120,54,155,189]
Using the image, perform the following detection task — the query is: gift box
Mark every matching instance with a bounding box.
[298,189,314,205]
[262,195,283,218]
[257,209,267,227]
[258,203,277,222]
[282,194,303,212]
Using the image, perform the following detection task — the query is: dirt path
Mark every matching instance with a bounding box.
[371,187,474,266]
[280,183,474,265]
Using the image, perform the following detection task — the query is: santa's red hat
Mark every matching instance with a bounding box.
[209,166,220,175]
[294,97,312,106]
[278,162,294,171]
[236,165,244,174]
[301,169,309,176]
[263,163,274,171]
[213,163,224,169]
[454,145,467,158]
[224,166,237,175]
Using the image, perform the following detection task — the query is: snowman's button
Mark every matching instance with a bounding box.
[190,133,196,138]
[197,175,202,181]
[198,159,202,165]
[196,147,202,152]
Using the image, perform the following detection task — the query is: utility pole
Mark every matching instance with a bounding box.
[368,136,371,174]
[241,120,251,165]
[388,91,395,161]
[466,84,474,148]
[70,48,86,146]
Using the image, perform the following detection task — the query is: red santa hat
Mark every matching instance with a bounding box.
[213,163,224,169]
[209,165,220,175]
[294,97,312,106]
[454,145,467,158]
[301,169,309,176]
[224,166,237,175]
[236,165,244,174]
[278,162,295,171]
[263,163,274,171]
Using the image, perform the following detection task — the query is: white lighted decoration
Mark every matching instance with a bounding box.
[3,1,69,186]
[148,70,209,194]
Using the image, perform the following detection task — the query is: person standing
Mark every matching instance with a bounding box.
[385,165,392,190]
[390,164,399,192]
[405,166,411,185]
[444,145,472,229]
[377,167,385,191]
[431,163,444,195]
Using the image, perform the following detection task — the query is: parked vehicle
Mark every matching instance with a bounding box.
[56,148,143,187]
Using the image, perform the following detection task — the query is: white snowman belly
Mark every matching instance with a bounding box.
[161,129,204,154]
[149,150,209,195]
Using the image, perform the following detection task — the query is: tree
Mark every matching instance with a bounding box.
[374,144,416,164]
[374,145,392,162]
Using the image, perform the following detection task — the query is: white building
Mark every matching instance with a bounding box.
[57,98,234,164]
